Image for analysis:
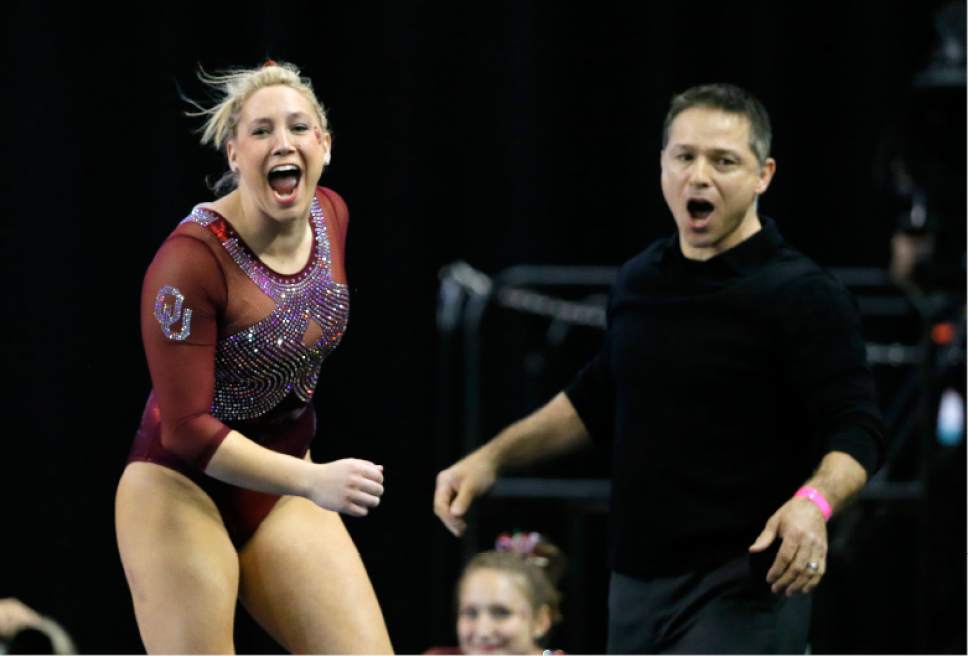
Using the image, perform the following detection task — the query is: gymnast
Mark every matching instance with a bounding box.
[115,60,392,654]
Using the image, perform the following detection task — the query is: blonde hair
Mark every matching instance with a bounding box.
[185,60,329,193]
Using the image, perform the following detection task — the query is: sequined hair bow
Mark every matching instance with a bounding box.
[495,531,550,567]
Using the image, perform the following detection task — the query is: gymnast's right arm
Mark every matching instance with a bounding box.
[433,391,592,536]
[141,235,383,516]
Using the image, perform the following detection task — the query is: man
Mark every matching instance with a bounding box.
[433,83,884,654]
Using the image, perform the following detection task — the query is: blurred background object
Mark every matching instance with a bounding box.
[0,598,76,655]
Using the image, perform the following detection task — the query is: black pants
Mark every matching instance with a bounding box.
[607,554,811,654]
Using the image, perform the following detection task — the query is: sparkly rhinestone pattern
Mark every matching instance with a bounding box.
[154,285,192,341]
[181,196,349,420]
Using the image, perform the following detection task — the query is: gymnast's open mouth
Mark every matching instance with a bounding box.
[267,164,302,194]
[266,164,303,205]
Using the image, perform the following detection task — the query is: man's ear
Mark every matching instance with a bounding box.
[756,157,776,194]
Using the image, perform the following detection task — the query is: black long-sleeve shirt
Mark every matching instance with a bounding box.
[565,218,884,577]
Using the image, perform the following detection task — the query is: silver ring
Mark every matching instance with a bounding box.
[807,561,819,571]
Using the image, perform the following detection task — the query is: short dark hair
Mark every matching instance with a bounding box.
[662,83,772,164]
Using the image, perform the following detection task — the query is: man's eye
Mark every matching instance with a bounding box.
[719,158,736,166]
[676,153,693,161]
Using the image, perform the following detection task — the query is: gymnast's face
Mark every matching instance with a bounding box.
[227,85,331,224]
[660,106,775,261]
[458,568,550,655]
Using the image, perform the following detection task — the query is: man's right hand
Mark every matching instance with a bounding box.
[433,393,591,536]
[433,452,498,536]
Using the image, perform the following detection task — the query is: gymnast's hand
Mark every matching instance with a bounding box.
[748,496,827,596]
[434,452,498,537]
[307,459,385,517]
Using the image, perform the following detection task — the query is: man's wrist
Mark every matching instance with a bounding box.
[476,441,504,477]
[794,485,832,521]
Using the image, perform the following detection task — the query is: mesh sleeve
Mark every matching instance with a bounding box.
[140,234,231,468]
[319,186,349,277]
[319,186,349,245]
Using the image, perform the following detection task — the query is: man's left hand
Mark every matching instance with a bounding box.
[748,497,827,596]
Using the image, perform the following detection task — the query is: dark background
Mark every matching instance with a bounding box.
[3,1,965,653]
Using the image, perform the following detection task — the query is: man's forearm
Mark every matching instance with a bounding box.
[479,392,592,473]
[801,450,868,517]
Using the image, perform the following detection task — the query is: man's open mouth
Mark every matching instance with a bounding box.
[687,199,715,220]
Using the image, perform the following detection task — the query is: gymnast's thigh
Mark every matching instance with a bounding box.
[115,461,240,654]
[237,495,393,654]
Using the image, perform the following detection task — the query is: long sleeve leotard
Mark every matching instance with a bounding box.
[128,186,349,544]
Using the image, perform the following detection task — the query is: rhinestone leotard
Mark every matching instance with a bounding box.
[128,187,349,545]
[185,198,349,421]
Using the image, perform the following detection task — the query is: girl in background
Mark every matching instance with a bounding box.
[431,532,565,655]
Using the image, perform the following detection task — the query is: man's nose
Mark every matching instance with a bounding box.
[688,157,711,187]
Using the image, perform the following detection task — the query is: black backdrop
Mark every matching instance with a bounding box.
[3,1,964,653]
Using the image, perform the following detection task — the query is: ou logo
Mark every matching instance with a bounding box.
[154,285,193,341]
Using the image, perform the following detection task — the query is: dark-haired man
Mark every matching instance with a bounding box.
[434,84,883,654]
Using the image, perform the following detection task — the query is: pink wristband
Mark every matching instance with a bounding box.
[795,486,832,521]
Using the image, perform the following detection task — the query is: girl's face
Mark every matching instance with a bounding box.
[457,568,550,655]
[227,84,330,224]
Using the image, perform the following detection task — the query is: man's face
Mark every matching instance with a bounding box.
[660,106,775,260]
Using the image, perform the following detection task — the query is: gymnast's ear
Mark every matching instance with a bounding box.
[226,140,238,173]
[320,131,333,166]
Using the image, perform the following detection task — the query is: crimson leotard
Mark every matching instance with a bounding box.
[128,187,349,546]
